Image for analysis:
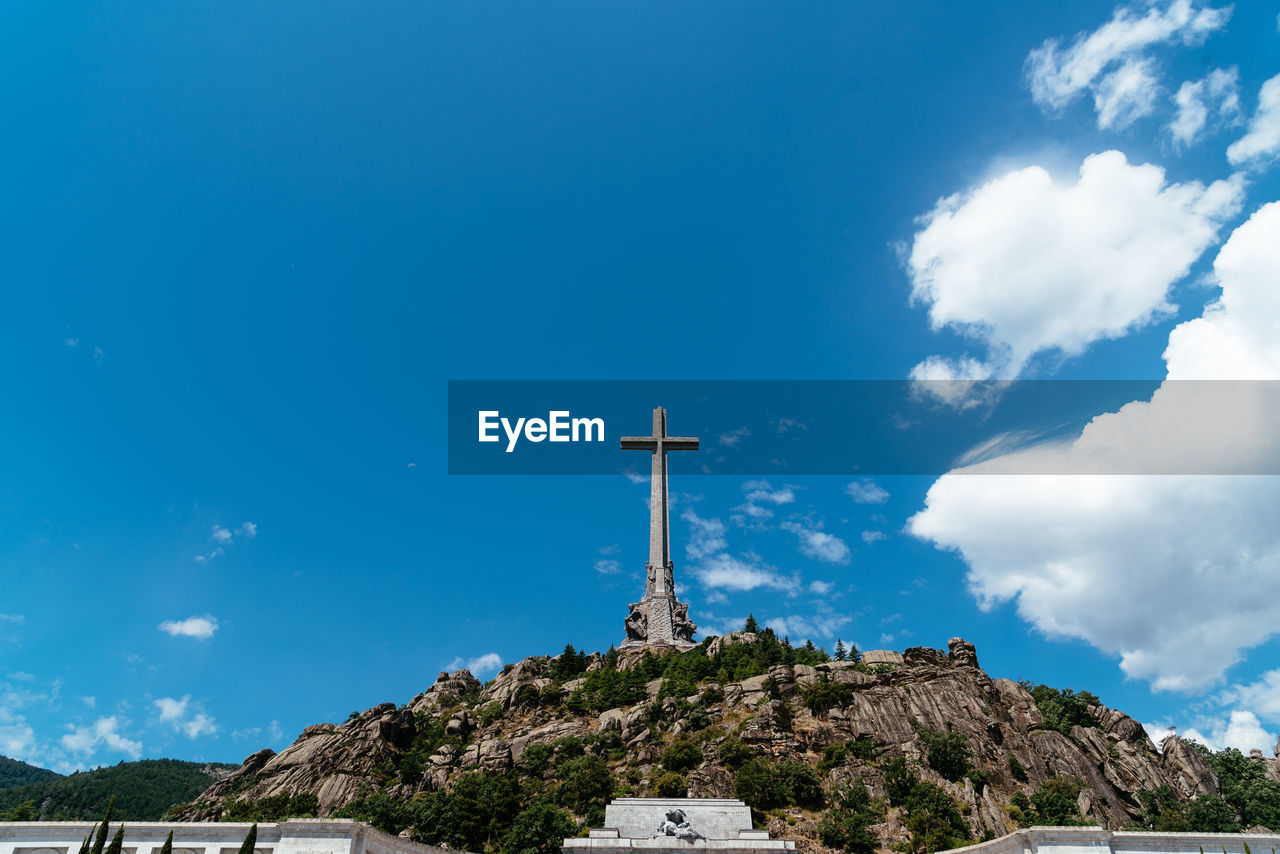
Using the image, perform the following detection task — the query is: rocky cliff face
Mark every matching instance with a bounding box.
[174,637,1276,849]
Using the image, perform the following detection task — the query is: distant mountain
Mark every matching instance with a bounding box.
[0,758,237,821]
[0,755,61,790]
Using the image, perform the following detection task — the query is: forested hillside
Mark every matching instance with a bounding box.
[0,758,236,821]
[0,755,61,790]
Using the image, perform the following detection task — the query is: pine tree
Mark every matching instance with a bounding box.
[91,797,115,854]
[834,639,847,661]
[159,831,174,854]
[743,614,760,634]
[104,825,125,854]
[238,824,258,854]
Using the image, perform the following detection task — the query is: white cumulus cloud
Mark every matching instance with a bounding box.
[447,652,503,678]
[908,151,1244,379]
[908,203,1280,693]
[1146,711,1277,755]
[158,615,219,640]
[61,717,141,759]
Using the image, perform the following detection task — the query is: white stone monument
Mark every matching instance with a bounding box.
[561,798,793,854]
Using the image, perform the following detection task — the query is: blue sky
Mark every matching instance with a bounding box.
[3,1,1280,772]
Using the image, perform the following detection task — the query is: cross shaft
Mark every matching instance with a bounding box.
[620,406,698,592]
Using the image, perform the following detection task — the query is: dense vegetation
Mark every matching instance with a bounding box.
[0,759,236,821]
[0,755,61,789]
[1131,745,1280,833]
[334,742,607,854]
[1022,684,1101,735]
[882,758,971,853]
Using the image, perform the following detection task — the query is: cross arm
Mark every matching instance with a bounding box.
[620,437,659,450]
[663,437,699,450]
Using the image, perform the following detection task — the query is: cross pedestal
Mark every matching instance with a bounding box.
[620,407,698,649]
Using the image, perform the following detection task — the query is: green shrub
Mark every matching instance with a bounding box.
[719,737,753,770]
[1026,685,1101,735]
[650,771,688,798]
[554,755,613,816]
[801,675,853,716]
[818,806,877,854]
[1028,777,1087,826]
[1186,795,1240,833]
[661,738,703,773]
[819,742,849,772]
[883,757,918,807]
[902,781,968,853]
[777,759,824,809]
[733,758,823,810]
[734,759,786,810]
[520,743,553,777]
[506,798,577,854]
[1007,754,1028,783]
[915,725,972,783]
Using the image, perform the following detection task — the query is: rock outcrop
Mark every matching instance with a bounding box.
[174,638,1277,847]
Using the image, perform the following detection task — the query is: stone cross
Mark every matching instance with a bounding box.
[620,406,699,647]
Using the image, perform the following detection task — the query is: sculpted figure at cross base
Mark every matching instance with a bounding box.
[624,603,648,642]
[672,601,695,643]
[652,809,704,843]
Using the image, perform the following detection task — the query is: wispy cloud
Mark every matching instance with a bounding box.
[1026,0,1231,127]
[780,520,851,564]
[694,552,797,594]
[733,480,795,523]
[195,521,258,562]
[593,558,621,575]
[683,508,728,560]
[1227,73,1280,167]
[155,695,218,739]
[765,611,851,643]
[846,478,889,504]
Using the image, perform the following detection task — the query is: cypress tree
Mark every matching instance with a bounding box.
[238,823,258,854]
[159,831,174,854]
[91,797,116,854]
[78,835,92,854]
[104,825,125,854]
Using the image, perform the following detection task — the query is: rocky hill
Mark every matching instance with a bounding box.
[171,635,1280,853]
